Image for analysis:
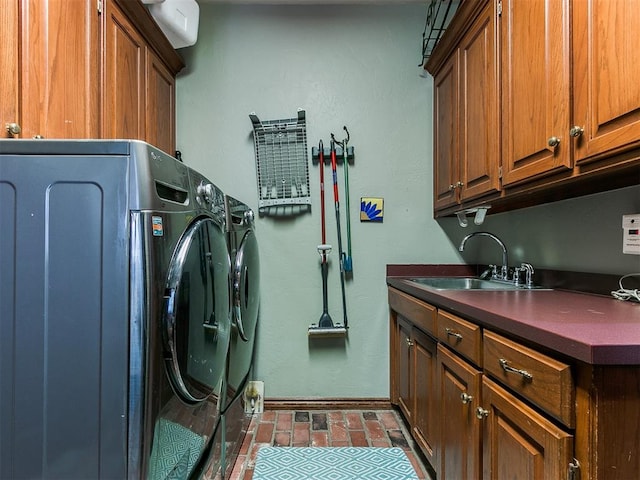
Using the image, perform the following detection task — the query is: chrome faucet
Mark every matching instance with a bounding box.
[459,232,509,280]
[520,262,534,287]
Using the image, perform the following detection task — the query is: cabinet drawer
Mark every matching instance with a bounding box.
[483,330,575,428]
[437,310,481,366]
[388,288,437,336]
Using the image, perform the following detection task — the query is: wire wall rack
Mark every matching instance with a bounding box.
[250,109,311,217]
[421,0,460,64]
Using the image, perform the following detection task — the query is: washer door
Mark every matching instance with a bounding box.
[163,216,231,403]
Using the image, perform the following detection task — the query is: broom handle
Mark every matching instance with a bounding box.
[343,135,352,260]
[319,140,326,248]
[330,138,348,328]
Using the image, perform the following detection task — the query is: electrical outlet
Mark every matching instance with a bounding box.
[244,380,264,414]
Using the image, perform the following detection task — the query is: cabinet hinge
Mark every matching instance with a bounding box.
[497,0,502,16]
[498,166,503,179]
[97,0,102,15]
[568,459,580,480]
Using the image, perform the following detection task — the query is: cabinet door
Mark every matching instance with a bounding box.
[433,51,460,210]
[146,49,175,155]
[481,377,573,480]
[500,0,571,185]
[103,0,145,141]
[459,0,500,202]
[413,329,438,468]
[397,317,413,423]
[572,0,640,164]
[0,1,20,138]
[437,344,482,480]
[13,0,99,139]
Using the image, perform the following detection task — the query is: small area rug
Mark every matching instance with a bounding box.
[253,446,418,480]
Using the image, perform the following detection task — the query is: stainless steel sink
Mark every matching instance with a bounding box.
[408,277,543,291]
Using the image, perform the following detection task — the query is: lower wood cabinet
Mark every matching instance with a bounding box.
[389,288,438,470]
[480,377,573,480]
[395,317,412,423]
[412,328,438,466]
[437,344,482,480]
[389,286,639,480]
[483,329,574,427]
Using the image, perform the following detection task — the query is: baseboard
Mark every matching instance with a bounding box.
[263,398,392,411]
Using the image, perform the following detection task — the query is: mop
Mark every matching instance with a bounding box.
[308,140,347,338]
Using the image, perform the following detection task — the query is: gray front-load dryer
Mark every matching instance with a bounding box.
[220,194,261,479]
[0,140,230,479]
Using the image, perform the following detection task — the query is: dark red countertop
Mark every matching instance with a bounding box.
[387,265,640,365]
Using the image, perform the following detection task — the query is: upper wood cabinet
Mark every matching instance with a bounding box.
[458,2,500,201]
[103,0,146,144]
[426,0,640,216]
[103,0,177,155]
[1,0,183,153]
[1,0,100,139]
[572,0,640,165]
[433,1,500,211]
[0,1,20,138]
[433,52,459,211]
[500,0,572,185]
[146,49,176,155]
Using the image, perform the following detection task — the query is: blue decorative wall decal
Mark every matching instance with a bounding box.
[360,197,383,222]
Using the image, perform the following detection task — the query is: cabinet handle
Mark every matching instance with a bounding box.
[406,338,414,347]
[547,136,560,148]
[5,123,21,136]
[445,328,463,341]
[460,392,473,404]
[456,181,464,188]
[499,358,533,381]
[568,459,581,480]
[449,184,456,191]
[475,407,489,419]
[569,126,584,138]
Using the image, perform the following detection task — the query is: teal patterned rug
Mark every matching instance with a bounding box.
[253,447,418,480]
[147,418,205,480]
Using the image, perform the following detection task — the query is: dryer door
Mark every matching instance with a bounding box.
[163,216,231,403]
[232,229,260,342]
[227,228,260,400]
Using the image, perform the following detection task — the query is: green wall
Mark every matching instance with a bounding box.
[176,3,639,399]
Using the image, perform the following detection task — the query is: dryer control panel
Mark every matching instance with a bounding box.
[188,169,225,220]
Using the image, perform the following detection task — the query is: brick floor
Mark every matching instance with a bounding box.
[218,409,432,480]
